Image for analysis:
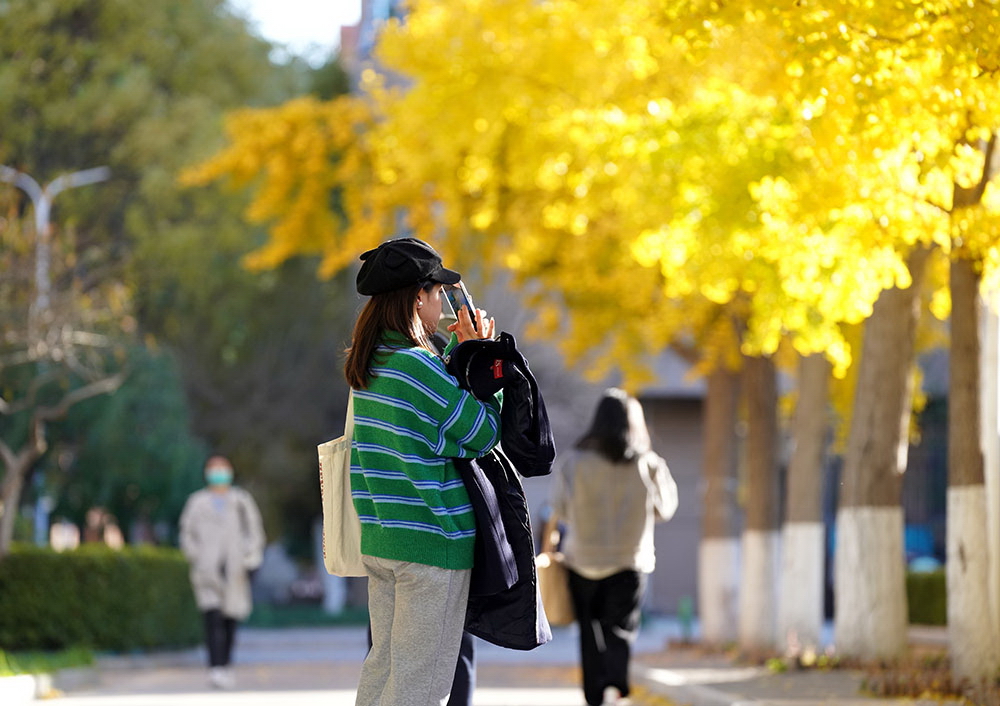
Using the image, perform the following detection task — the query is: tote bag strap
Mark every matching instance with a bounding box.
[346,389,355,438]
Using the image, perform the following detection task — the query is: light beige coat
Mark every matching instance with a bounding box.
[179,486,265,620]
[551,448,678,576]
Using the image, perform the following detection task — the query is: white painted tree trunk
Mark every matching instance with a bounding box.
[834,506,908,659]
[947,258,1000,681]
[947,486,1000,679]
[699,537,741,644]
[738,355,781,652]
[835,248,927,660]
[698,368,742,645]
[739,529,780,649]
[979,302,1000,643]
[778,353,830,654]
[779,522,825,650]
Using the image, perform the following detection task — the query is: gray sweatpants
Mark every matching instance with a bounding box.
[355,555,471,706]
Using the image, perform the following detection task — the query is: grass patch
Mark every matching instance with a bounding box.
[0,647,94,676]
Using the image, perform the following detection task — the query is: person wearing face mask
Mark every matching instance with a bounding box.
[179,455,266,690]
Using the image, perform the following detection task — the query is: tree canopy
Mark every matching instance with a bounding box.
[185,0,1000,390]
[0,0,351,552]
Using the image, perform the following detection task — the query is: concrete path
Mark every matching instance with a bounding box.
[49,620,958,706]
[52,622,680,706]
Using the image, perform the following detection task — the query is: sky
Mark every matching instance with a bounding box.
[229,0,362,64]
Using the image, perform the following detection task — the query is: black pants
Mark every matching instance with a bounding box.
[567,568,646,706]
[447,631,477,706]
[203,609,237,668]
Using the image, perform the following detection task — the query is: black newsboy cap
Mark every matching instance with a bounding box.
[356,237,461,295]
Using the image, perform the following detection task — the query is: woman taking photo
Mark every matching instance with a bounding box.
[547,388,679,706]
[345,237,499,706]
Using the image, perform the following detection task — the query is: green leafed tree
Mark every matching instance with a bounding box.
[0,0,350,555]
[46,345,208,543]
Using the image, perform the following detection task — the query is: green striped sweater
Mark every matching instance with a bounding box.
[350,332,501,570]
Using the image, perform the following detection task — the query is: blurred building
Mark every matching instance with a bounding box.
[339,23,360,72]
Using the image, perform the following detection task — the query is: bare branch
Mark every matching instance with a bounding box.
[0,394,25,417]
[670,340,700,365]
[0,350,34,367]
[0,437,16,470]
[65,330,113,348]
[34,370,128,423]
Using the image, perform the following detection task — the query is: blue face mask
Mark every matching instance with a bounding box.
[206,467,233,487]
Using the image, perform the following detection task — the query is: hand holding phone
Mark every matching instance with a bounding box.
[444,283,478,331]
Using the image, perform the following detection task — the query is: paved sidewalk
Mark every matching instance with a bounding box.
[632,623,964,706]
[50,619,964,706]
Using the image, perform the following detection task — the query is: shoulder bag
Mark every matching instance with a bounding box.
[318,390,366,577]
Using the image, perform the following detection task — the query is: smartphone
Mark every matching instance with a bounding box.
[443,282,478,331]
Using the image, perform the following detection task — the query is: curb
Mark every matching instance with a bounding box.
[0,667,98,704]
[0,675,35,705]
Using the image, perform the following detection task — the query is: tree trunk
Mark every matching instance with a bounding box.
[947,256,999,681]
[779,353,830,654]
[739,355,781,651]
[699,367,742,645]
[835,247,929,660]
[0,371,125,558]
[0,457,30,557]
[982,303,1000,661]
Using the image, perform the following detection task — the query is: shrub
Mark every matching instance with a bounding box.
[0,544,201,652]
[906,570,946,626]
[245,603,369,628]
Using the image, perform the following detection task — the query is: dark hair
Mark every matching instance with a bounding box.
[344,282,435,389]
[575,388,651,463]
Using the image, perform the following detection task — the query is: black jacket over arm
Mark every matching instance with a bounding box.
[446,332,556,650]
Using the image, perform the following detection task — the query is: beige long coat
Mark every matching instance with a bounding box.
[179,486,265,620]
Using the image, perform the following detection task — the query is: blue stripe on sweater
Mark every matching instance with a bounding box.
[355,415,435,450]
[368,367,448,406]
[376,346,456,386]
[356,515,476,539]
[352,390,438,426]
[353,442,447,467]
[351,467,465,492]
[352,491,472,515]
[455,403,490,452]
[435,397,466,454]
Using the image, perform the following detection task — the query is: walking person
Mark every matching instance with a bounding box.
[547,389,679,706]
[346,237,501,706]
[179,455,266,690]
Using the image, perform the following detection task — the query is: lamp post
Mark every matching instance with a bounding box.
[0,165,111,328]
[0,164,111,546]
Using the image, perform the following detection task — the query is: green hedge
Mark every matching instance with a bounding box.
[0,544,201,652]
[245,604,369,629]
[907,570,946,626]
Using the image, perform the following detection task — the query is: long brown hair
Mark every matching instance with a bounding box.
[576,388,652,463]
[344,283,432,389]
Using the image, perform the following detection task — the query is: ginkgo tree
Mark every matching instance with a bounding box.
[186,0,1000,674]
[747,0,1000,677]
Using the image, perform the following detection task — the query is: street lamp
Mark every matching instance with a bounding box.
[0,164,111,547]
[0,165,111,326]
